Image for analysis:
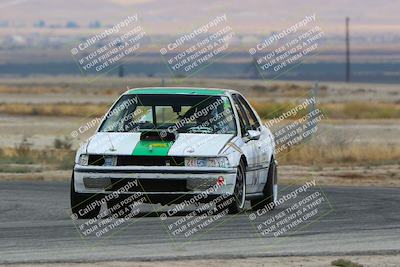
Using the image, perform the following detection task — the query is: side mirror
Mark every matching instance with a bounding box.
[246,130,260,140]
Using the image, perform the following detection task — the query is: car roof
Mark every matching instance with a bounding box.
[125,87,239,96]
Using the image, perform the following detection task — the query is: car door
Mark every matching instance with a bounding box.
[237,94,271,192]
[231,94,259,193]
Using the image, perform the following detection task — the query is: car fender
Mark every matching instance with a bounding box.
[220,136,246,168]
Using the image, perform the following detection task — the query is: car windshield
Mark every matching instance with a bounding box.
[99,94,237,134]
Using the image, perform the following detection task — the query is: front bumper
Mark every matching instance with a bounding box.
[73,165,237,200]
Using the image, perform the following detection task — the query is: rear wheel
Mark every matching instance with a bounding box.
[250,159,277,211]
[70,173,101,219]
[225,162,246,214]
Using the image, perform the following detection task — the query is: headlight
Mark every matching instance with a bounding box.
[103,155,117,166]
[185,157,230,168]
[79,154,89,166]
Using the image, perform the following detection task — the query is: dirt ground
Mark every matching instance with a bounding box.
[3,255,400,267]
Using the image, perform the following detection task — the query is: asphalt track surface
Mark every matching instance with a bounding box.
[0,181,399,263]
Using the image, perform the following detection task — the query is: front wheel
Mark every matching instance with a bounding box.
[70,173,101,219]
[225,162,246,214]
[250,159,277,211]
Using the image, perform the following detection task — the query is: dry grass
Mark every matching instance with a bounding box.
[0,85,121,95]
[0,103,108,117]
[322,102,400,119]
[331,258,363,267]
[0,77,313,95]
[0,85,66,94]
[248,84,320,97]
[0,147,75,170]
[2,101,399,119]
[251,101,400,119]
[250,101,309,119]
[279,143,400,165]
[0,77,126,95]
[0,77,325,98]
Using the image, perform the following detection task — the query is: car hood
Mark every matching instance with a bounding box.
[85,132,234,157]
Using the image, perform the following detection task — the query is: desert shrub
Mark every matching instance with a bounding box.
[54,136,73,150]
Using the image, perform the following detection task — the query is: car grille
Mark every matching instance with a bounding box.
[88,155,185,166]
[107,178,188,192]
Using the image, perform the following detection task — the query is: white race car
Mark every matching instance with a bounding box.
[71,87,277,218]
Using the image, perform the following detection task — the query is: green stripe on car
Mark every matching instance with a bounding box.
[132,140,173,156]
[127,88,225,95]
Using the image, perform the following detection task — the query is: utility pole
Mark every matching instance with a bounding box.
[118,64,124,78]
[117,41,125,78]
[346,17,350,82]
[305,81,318,141]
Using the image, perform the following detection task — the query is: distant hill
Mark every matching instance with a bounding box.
[0,0,399,35]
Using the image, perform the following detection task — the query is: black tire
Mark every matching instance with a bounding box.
[70,173,101,219]
[250,158,276,211]
[225,161,246,214]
